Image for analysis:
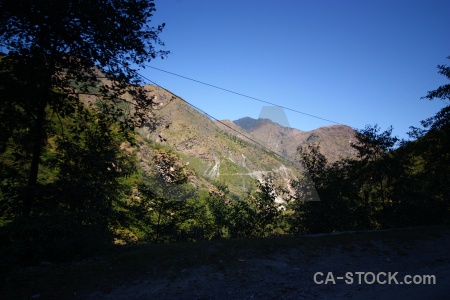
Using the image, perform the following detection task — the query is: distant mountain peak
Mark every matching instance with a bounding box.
[232,117,259,131]
[233,117,284,132]
[258,106,291,128]
[231,116,356,163]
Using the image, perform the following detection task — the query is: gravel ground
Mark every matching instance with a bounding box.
[83,228,450,299]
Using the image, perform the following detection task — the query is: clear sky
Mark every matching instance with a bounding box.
[143,0,450,139]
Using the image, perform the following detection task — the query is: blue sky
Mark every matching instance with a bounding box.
[143,0,450,139]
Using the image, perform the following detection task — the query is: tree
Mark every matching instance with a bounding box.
[351,125,398,162]
[0,0,168,215]
[348,125,399,225]
[248,175,281,236]
[408,57,450,138]
[400,57,450,225]
[422,57,450,102]
[297,144,327,183]
[291,144,362,233]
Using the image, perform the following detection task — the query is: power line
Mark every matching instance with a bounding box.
[131,68,322,201]
[134,71,303,167]
[145,65,348,127]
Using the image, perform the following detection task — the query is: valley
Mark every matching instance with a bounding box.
[136,85,356,198]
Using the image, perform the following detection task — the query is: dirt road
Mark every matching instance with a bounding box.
[2,226,449,299]
[83,227,450,299]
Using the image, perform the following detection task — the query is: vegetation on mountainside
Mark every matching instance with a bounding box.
[232,117,357,163]
[0,0,448,271]
[138,89,300,197]
[0,0,167,266]
[289,60,450,233]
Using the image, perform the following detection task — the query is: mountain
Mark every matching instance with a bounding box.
[134,85,357,199]
[230,117,357,163]
[136,85,301,198]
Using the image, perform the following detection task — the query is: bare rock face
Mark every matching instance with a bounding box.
[134,85,356,197]
[232,117,357,163]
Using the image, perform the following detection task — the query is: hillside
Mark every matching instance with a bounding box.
[136,85,301,197]
[231,117,357,163]
[130,85,360,198]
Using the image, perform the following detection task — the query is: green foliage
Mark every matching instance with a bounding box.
[0,0,168,215]
[422,56,450,101]
[1,15,448,272]
[127,149,216,243]
[351,124,399,162]
[291,144,365,233]
[291,123,422,233]
[298,144,327,183]
[205,191,232,238]
[290,95,449,233]
[247,175,282,236]
[132,176,190,243]
[153,148,192,184]
[206,177,286,238]
[0,0,168,265]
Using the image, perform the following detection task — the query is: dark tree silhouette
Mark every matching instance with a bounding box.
[0,0,168,214]
[351,125,399,162]
[422,57,450,101]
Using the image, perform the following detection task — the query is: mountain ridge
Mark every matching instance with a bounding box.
[136,85,301,197]
[134,85,357,198]
[229,117,357,163]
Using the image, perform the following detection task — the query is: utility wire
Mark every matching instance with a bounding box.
[128,67,320,199]
[134,71,303,167]
[146,65,348,126]
[440,98,450,105]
